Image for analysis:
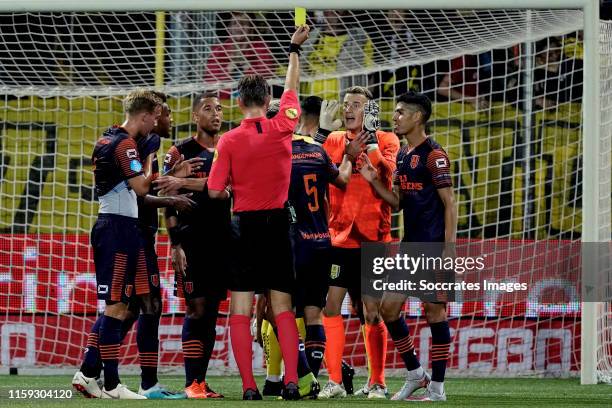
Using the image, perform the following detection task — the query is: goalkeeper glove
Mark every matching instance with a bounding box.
[314,99,342,145]
[363,100,381,152]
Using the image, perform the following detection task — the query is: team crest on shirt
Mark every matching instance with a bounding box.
[126,148,138,159]
[330,264,341,279]
[124,284,133,297]
[151,274,159,288]
[410,155,420,169]
[285,108,298,119]
[185,281,194,294]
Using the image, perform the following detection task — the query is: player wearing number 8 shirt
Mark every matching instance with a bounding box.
[360,91,457,402]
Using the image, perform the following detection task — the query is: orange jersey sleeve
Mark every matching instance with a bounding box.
[323,130,400,248]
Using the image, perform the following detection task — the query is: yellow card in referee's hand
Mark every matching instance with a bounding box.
[295,7,306,26]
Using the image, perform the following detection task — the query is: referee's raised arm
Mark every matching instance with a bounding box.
[285,25,310,92]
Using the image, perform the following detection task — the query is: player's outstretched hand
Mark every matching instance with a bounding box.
[168,155,204,178]
[153,175,184,196]
[171,245,187,276]
[359,154,379,182]
[291,25,310,45]
[170,193,196,213]
[319,100,342,132]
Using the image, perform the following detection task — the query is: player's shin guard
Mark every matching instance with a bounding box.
[429,321,450,383]
[137,313,159,390]
[385,318,421,371]
[305,325,326,377]
[276,311,300,385]
[365,321,387,386]
[81,316,102,378]
[182,317,204,387]
[230,314,257,392]
[323,315,344,384]
[99,315,123,391]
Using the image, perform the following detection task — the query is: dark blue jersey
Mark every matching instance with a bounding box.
[92,126,142,198]
[289,135,339,249]
[136,133,161,236]
[163,136,231,241]
[396,138,452,242]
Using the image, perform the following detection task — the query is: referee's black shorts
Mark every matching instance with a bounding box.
[231,208,295,294]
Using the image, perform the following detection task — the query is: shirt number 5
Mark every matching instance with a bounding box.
[303,174,319,212]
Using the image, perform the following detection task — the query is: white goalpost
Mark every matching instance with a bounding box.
[0,0,609,385]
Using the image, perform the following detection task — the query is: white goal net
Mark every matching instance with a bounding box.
[0,5,610,382]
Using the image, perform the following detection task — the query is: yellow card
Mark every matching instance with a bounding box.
[295,7,306,26]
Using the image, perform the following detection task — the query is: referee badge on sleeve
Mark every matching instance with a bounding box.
[285,108,298,119]
[330,264,341,279]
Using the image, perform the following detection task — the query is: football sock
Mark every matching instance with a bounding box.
[201,304,219,381]
[263,320,282,380]
[365,321,387,386]
[182,316,204,387]
[430,321,451,383]
[297,338,312,378]
[322,315,344,384]
[276,311,299,385]
[137,313,159,390]
[230,314,257,392]
[385,318,421,371]
[305,324,326,377]
[80,316,102,378]
[99,315,123,391]
[362,324,372,381]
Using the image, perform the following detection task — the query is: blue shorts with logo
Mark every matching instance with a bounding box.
[91,214,149,304]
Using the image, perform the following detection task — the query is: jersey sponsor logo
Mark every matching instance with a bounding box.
[151,274,159,288]
[285,108,298,119]
[130,159,143,172]
[330,264,341,279]
[436,158,448,168]
[97,284,108,294]
[292,152,323,160]
[185,281,194,294]
[410,155,420,169]
[125,284,133,297]
[126,148,138,159]
[403,182,424,191]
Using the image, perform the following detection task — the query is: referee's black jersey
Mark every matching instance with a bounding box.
[396,138,452,242]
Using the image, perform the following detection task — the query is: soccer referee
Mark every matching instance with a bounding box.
[208,25,310,400]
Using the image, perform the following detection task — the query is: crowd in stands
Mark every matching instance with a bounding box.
[203,10,585,113]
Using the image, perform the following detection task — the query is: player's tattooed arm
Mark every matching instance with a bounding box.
[359,155,400,210]
[437,187,457,244]
[165,210,187,274]
[143,193,196,212]
[154,176,208,195]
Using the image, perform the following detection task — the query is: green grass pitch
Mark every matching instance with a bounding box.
[0,375,609,407]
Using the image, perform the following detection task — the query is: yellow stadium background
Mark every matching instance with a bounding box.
[0,97,582,239]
